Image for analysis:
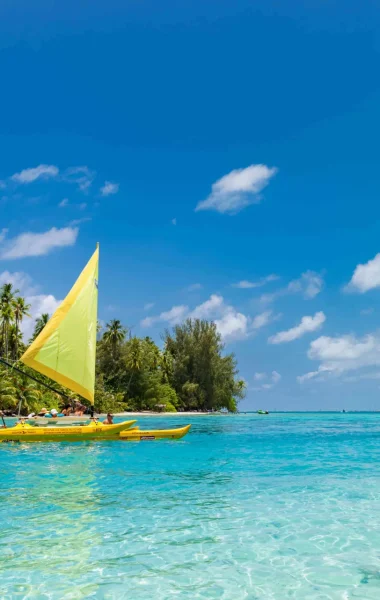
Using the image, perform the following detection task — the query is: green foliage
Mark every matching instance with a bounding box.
[0,278,245,414]
[164,319,246,412]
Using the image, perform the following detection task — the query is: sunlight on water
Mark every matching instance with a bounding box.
[1,413,380,599]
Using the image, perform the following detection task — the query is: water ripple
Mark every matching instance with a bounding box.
[1,413,380,598]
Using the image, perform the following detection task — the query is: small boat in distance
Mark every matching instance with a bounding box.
[257,409,269,415]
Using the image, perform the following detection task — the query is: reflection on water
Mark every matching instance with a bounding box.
[1,414,380,598]
[0,443,102,597]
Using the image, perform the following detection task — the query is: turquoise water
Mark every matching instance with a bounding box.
[1,413,380,599]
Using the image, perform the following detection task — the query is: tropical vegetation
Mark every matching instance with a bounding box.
[0,284,245,414]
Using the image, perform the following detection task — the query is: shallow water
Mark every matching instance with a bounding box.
[1,413,380,599]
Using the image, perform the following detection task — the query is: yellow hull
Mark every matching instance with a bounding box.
[119,424,191,441]
[0,420,136,442]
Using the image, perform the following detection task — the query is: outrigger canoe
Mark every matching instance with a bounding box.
[119,424,191,441]
[0,247,191,446]
[0,419,136,442]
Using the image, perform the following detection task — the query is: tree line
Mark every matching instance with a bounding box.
[0,283,246,414]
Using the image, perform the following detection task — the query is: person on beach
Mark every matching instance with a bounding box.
[73,401,85,416]
[103,413,114,425]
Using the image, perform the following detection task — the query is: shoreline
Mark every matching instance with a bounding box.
[113,411,222,416]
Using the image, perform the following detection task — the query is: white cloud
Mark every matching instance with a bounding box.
[100,181,119,196]
[0,228,8,243]
[214,309,249,341]
[0,269,61,341]
[171,218,177,226]
[190,294,224,319]
[63,166,95,193]
[252,370,281,391]
[343,372,380,383]
[0,227,78,259]
[144,303,155,311]
[361,307,374,316]
[252,310,274,329]
[187,283,202,292]
[254,372,267,381]
[196,164,277,214]
[0,270,36,294]
[59,198,69,207]
[232,275,279,289]
[260,271,324,304]
[141,304,188,328]
[11,164,59,184]
[297,332,380,383]
[345,253,380,293]
[21,294,61,341]
[268,311,326,344]
[141,294,276,342]
[69,217,92,226]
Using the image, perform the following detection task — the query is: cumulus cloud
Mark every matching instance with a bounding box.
[190,294,224,319]
[297,332,380,383]
[0,270,36,294]
[21,294,61,341]
[11,164,59,184]
[268,311,326,344]
[361,307,374,316]
[345,253,380,293]
[260,270,324,304]
[100,181,119,196]
[59,198,69,207]
[141,304,188,328]
[195,164,277,214]
[252,370,281,391]
[214,309,249,341]
[0,227,78,259]
[141,294,276,342]
[0,269,60,340]
[232,274,279,289]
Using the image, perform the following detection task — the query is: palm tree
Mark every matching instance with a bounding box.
[8,325,24,361]
[0,304,14,359]
[125,337,143,392]
[0,283,18,359]
[29,313,50,343]
[12,297,31,360]
[103,319,127,356]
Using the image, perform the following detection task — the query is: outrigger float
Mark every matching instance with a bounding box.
[0,245,191,443]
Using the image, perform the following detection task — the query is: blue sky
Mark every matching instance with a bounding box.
[1,0,380,410]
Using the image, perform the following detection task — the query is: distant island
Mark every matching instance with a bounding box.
[0,283,246,415]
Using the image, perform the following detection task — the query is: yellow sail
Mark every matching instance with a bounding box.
[20,246,99,404]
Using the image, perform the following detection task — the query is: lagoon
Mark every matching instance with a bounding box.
[1,413,380,599]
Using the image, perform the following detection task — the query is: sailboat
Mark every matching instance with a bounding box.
[0,245,136,441]
[0,245,191,442]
